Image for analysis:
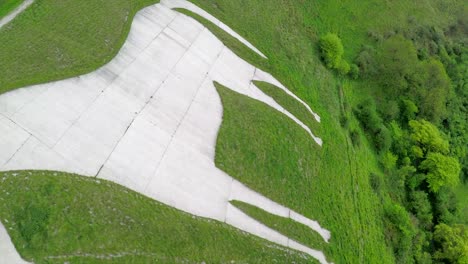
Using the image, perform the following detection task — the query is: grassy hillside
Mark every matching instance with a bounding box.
[0,171,314,264]
[0,0,159,94]
[0,0,466,263]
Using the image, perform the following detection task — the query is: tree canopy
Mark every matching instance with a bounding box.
[374,35,450,122]
[433,223,468,264]
[409,119,449,156]
[411,59,450,122]
[420,152,461,192]
[376,35,418,95]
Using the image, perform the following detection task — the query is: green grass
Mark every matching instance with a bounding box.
[0,0,159,95]
[0,171,314,264]
[0,0,23,19]
[231,200,328,253]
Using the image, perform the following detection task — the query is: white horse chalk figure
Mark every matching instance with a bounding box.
[0,0,331,263]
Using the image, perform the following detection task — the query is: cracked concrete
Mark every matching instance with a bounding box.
[0,1,329,263]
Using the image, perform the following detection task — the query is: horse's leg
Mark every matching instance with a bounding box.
[225,202,330,264]
[229,179,331,242]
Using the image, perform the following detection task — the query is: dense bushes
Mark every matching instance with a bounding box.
[358,34,451,124]
[433,223,468,263]
[434,188,459,224]
[353,17,467,263]
[408,120,461,192]
[383,200,416,263]
[409,191,433,230]
[354,100,391,153]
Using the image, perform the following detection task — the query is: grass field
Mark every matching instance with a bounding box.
[0,171,314,264]
[0,0,23,19]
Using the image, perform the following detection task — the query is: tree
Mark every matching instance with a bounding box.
[355,45,377,77]
[433,223,468,264]
[434,187,459,224]
[409,190,433,230]
[355,99,382,133]
[376,35,419,96]
[382,151,398,170]
[411,59,450,123]
[409,119,449,156]
[401,99,419,123]
[319,33,344,69]
[420,152,461,192]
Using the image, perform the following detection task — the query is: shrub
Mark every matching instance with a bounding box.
[383,200,416,263]
[374,125,392,152]
[349,63,360,79]
[355,45,377,77]
[350,129,361,147]
[318,33,355,78]
[319,33,344,69]
[434,188,459,224]
[381,100,400,122]
[369,172,382,193]
[337,59,351,75]
[355,100,393,152]
[381,151,398,170]
[398,165,417,189]
[355,100,382,133]
[406,172,425,190]
[340,114,349,129]
[401,99,419,123]
[384,201,413,234]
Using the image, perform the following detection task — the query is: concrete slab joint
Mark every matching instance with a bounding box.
[0,0,330,263]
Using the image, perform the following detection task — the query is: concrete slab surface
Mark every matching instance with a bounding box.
[161,0,268,59]
[0,0,329,263]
